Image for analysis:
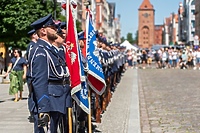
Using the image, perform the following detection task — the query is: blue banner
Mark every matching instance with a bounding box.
[86,13,106,95]
[73,47,90,114]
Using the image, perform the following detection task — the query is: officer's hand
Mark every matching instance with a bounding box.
[38,113,50,127]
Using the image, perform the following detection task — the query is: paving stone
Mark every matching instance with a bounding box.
[139,69,200,133]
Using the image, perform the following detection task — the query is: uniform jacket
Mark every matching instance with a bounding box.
[27,38,71,114]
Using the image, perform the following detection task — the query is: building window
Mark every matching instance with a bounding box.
[191,20,195,28]
[191,0,195,5]
[191,32,195,37]
[191,10,195,15]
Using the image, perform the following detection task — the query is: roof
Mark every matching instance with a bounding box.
[139,0,154,10]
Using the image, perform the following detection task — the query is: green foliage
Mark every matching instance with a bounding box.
[0,0,62,50]
[134,30,138,45]
[76,20,82,33]
[121,37,125,43]
[57,15,67,22]
[126,33,134,44]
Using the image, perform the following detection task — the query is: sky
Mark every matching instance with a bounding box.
[107,0,182,38]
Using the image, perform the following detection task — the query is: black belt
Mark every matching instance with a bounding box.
[48,80,70,85]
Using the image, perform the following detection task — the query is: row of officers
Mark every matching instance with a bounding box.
[10,14,127,133]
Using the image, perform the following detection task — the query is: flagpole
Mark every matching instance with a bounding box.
[66,1,73,133]
[83,1,92,133]
[66,0,69,32]
[88,87,92,133]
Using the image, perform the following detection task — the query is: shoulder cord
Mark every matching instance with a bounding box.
[44,49,64,78]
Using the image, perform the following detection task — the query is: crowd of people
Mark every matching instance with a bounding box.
[126,46,200,70]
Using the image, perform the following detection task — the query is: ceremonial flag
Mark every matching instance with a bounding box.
[73,50,90,114]
[61,3,66,10]
[66,5,81,95]
[86,12,106,95]
[73,28,90,113]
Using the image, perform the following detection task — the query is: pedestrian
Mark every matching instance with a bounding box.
[4,48,27,102]
[172,49,178,68]
[141,50,147,69]
[27,14,71,133]
[132,52,137,69]
[154,50,161,68]
[0,52,4,74]
[127,49,133,68]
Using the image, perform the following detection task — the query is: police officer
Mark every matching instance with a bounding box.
[26,29,39,123]
[27,14,71,133]
[26,29,39,60]
[76,31,88,133]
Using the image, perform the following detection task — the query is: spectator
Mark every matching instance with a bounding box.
[180,50,188,69]
[132,52,138,69]
[4,48,27,102]
[127,49,133,68]
[141,50,147,69]
[0,52,4,74]
[172,49,178,68]
[195,48,200,70]
[154,50,161,68]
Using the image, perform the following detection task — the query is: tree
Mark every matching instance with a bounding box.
[0,0,61,50]
[121,36,125,43]
[76,20,82,33]
[134,30,138,45]
[127,33,134,44]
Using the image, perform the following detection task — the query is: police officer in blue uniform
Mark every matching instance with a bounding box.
[26,29,39,123]
[27,14,71,133]
[25,29,38,122]
[76,31,88,133]
[26,29,39,60]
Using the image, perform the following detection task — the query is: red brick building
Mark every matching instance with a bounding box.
[154,25,163,44]
[138,0,155,48]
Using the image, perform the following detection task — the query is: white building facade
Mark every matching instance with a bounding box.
[182,0,196,44]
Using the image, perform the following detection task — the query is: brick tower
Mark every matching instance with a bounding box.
[138,0,155,48]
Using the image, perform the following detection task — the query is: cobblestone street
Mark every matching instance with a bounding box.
[139,69,200,133]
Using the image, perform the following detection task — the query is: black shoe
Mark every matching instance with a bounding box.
[92,124,97,130]
[78,127,86,133]
[111,87,115,92]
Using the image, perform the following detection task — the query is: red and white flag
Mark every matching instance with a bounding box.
[65,5,81,95]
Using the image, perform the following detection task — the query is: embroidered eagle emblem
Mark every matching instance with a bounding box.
[71,52,76,64]
[80,85,88,100]
[93,40,99,57]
